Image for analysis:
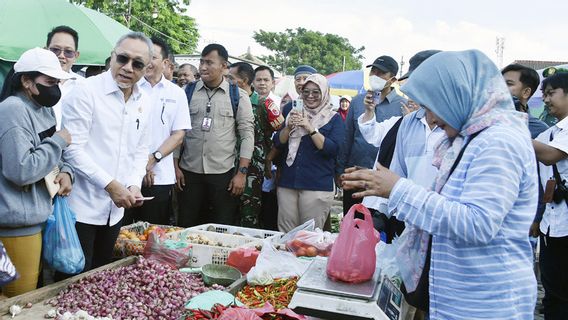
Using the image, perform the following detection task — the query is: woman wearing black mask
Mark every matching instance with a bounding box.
[0,47,74,297]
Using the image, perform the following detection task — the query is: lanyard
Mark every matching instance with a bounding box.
[205,87,220,116]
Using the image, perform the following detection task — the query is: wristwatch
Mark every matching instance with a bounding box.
[238,166,249,175]
[152,151,163,162]
[309,128,319,136]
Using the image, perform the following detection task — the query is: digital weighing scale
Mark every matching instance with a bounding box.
[289,257,402,320]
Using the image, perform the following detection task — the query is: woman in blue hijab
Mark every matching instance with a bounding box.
[342,50,537,319]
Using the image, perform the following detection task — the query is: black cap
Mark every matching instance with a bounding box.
[400,50,442,80]
[366,55,398,76]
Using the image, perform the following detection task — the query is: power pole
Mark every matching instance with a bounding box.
[495,36,505,68]
[399,56,405,78]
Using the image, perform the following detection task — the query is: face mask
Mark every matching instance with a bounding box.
[369,75,388,92]
[31,82,61,107]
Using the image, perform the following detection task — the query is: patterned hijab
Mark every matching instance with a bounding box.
[286,74,336,166]
[401,49,529,193]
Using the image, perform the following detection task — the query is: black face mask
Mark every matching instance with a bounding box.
[31,82,61,107]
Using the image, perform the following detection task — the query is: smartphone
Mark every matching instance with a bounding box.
[292,99,304,112]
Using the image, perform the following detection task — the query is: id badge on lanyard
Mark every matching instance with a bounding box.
[202,101,213,131]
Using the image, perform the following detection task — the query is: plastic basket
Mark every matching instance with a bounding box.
[113,222,183,257]
[167,229,262,267]
[187,223,283,241]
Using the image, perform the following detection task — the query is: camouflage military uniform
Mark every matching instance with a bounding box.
[236,92,274,227]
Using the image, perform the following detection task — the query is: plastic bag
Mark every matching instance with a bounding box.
[143,228,191,268]
[326,204,379,283]
[375,239,401,281]
[43,196,85,274]
[394,226,430,292]
[286,229,337,257]
[0,240,18,286]
[227,247,259,273]
[278,219,315,245]
[247,240,311,285]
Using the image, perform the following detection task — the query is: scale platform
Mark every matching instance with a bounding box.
[289,257,402,320]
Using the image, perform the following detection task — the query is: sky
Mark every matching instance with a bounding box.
[187,0,568,75]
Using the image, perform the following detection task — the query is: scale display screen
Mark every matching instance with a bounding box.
[377,276,402,320]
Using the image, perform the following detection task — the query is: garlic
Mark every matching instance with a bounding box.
[9,304,22,318]
[44,309,57,318]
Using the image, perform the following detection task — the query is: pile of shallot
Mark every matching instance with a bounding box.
[47,257,223,320]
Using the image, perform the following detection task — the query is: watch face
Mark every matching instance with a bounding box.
[239,167,248,174]
[154,152,163,160]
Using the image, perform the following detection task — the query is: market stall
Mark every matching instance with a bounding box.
[2,211,403,320]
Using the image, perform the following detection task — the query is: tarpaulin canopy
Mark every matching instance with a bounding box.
[0,0,131,65]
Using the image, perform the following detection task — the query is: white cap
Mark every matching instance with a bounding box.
[14,48,75,80]
[340,95,352,102]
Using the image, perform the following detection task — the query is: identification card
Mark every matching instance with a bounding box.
[543,179,556,203]
[201,117,212,131]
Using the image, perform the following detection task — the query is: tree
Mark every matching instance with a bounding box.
[70,0,199,54]
[253,27,364,75]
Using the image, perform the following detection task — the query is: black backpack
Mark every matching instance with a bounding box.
[184,81,240,118]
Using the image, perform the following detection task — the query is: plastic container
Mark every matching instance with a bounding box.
[187,223,283,240]
[167,229,262,267]
[113,221,182,257]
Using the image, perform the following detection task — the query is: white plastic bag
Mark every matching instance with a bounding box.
[278,219,315,244]
[375,239,400,280]
[394,226,430,292]
[247,240,311,285]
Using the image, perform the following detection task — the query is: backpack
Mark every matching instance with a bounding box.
[184,81,240,118]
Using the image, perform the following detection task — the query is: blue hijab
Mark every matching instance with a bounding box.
[401,49,526,136]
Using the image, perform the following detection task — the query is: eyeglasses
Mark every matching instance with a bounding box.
[49,47,76,59]
[302,89,321,97]
[114,52,146,71]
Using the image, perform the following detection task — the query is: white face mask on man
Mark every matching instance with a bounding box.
[369,75,394,92]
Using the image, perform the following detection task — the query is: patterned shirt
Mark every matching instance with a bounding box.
[388,124,537,319]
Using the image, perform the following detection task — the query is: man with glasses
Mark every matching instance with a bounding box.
[123,37,190,226]
[45,25,84,129]
[61,32,153,275]
[336,55,405,215]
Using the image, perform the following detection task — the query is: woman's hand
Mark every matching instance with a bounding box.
[287,110,302,129]
[55,172,72,196]
[341,163,400,198]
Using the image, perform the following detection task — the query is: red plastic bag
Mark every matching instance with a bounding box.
[143,228,191,268]
[227,247,259,273]
[326,204,379,283]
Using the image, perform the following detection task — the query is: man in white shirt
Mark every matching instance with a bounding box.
[125,37,190,225]
[533,72,568,319]
[45,26,84,129]
[62,32,153,273]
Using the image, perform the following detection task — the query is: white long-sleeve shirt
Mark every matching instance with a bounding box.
[357,114,401,211]
[62,71,151,226]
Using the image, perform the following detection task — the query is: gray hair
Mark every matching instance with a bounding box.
[114,32,153,61]
[179,63,198,75]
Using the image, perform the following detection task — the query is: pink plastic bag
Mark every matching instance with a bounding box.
[326,204,379,283]
[143,228,191,268]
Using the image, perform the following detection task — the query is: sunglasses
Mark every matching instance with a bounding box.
[49,47,76,59]
[302,89,321,97]
[114,53,146,71]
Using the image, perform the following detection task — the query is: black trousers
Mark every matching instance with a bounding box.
[177,169,238,227]
[342,188,363,215]
[54,218,122,281]
[124,184,173,225]
[260,190,278,231]
[540,233,568,320]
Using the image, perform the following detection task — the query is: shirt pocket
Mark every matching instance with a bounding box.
[189,106,200,129]
[158,99,178,127]
[215,107,235,131]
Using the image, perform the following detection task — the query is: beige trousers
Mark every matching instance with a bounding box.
[277,187,334,233]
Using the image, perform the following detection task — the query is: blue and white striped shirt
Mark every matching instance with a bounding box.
[388,124,537,319]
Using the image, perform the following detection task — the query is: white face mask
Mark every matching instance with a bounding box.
[369,75,388,92]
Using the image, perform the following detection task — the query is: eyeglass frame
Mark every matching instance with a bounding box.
[48,47,77,59]
[113,51,147,71]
